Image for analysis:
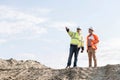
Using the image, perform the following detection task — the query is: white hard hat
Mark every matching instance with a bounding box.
[89,27,94,31]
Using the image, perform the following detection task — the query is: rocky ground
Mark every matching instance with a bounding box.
[0,58,120,80]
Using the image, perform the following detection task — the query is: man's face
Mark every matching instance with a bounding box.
[89,29,93,34]
[77,29,81,33]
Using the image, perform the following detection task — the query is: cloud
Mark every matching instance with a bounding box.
[30,8,52,15]
[97,38,120,66]
[0,5,48,36]
[99,38,120,52]
[0,5,77,37]
[48,21,78,31]
[37,52,68,69]
[0,5,47,23]
[14,53,38,60]
[0,39,7,44]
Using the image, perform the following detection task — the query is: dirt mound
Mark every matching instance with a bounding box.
[0,58,47,69]
[0,59,120,80]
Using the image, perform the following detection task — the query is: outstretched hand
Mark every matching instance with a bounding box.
[65,26,69,32]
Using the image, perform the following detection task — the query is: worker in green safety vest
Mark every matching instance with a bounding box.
[65,27,84,68]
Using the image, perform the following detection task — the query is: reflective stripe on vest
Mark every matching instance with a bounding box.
[72,33,79,41]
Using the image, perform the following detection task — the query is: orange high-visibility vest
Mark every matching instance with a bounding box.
[87,34,99,50]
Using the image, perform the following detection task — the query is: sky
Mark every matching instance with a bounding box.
[0,0,120,69]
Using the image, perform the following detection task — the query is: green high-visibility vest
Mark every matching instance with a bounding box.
[78,35,84,47]
[68,31,84,47]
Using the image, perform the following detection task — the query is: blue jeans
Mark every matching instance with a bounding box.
[67,44,79,67]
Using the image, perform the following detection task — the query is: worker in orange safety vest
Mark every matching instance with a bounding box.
[87,27,99,68]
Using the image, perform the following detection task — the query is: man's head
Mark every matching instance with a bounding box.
[77,27,81,33]
[88,27,94,34]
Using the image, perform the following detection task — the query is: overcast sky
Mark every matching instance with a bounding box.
[0,0,120,69]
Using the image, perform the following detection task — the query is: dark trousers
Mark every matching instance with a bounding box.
[67,44,79,67]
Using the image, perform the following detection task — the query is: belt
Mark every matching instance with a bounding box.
[70,44,78,46]
[88,46,92,47]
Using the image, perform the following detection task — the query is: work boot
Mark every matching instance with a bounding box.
[94,63,97,68]
[89,65,92,68]
[66,66,70,69]
[73,65,77,68]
